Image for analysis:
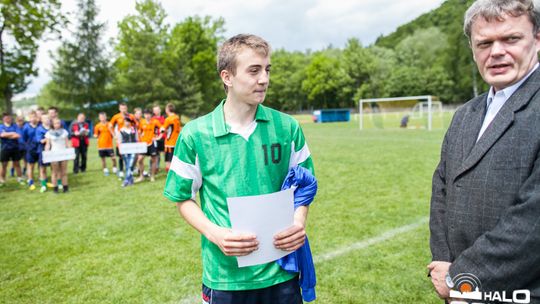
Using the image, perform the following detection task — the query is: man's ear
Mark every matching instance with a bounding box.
[220,70,233,88]
[468,40,478,63]
[534,31,540,53]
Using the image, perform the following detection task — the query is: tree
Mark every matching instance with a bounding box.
[163,16,224,116]
[388,27,455,101]
[113,0,172,107]
[49,0,111,116]
[0,0,64,114]
[354,46,397,100]
[265,49,310,112]
[301,50,351,109]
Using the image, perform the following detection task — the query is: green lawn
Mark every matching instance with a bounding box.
[0,119,446,303]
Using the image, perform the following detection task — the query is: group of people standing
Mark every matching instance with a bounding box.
[104,102,182,187]
[1,107,73,192]
[0,102,182,192]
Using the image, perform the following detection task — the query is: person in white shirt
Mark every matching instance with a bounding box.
[45,118,70,193]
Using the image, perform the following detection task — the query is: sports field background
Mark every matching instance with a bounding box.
[0,111,455,303]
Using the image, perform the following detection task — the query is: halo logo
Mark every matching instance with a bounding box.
[449,273,530,304]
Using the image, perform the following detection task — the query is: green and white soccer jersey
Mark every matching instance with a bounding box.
[163,100,314,291]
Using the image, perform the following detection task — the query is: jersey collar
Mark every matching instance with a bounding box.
[212,99,270,138]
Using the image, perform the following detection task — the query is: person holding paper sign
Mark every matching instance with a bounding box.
[118,117,138,187]
[45,118,70,193]
[164,34,315,304]
[69,113,90,174]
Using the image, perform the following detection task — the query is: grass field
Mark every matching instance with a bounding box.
[0,116,450,303]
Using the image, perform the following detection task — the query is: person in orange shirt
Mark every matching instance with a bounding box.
[108,102,135,179]
[94,112,118,176]
[136,109,161,182]
[161,103,182,172]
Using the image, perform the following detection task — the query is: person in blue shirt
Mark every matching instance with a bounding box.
[35,114,52,193]
[0,113,24,186]
[23,111,40,190]
[15,115,27,177]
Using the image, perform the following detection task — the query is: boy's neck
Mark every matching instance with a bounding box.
[223,96,258,128]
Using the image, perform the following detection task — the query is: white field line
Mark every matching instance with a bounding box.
[314,216,429,263]
[177,217,429,303]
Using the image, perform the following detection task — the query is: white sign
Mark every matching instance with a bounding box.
[119,142,147,154]
[42,148,76,163]
[227,188,295,267]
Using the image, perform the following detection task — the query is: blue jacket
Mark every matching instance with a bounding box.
[277,166,317,302]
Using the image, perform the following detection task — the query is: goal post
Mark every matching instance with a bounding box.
[359,95,439,131]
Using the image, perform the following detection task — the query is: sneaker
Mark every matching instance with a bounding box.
[29,184,36,191]
[53,186,59,193]
[17,178,26,185]
[112,167,118,174]
[40,186,47,193]
[135,176,144,183]
[63,186,69,193]
[103,168,110,176]
[150,176,155,182]
[143,171,149,178]
[119,171,124,178]
[46,182,54,188]
[121,180,129,187]
[58,184,64,191]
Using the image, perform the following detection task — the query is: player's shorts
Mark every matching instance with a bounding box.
[26,149,39,164]
[156,138,165,152]
[144,143,157,156]
[38,152,50,167]
[1,148,22,162]
[201,277,302,304]
[164,147,174,162]
[98,149,114,158]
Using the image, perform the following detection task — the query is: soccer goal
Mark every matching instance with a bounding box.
[358,95,443,131]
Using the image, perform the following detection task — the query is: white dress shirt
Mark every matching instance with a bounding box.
[477,63,539,141]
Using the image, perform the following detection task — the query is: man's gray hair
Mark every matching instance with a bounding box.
[464,0,540,39]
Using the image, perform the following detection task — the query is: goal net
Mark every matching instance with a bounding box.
[358,95,446,131]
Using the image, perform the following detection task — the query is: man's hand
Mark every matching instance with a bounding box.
[427,261,451,299]
[273,221,306,251]
[208,226,259,256]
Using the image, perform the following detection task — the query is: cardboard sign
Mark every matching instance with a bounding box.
[119,143,147,154]
[42,148,76,163]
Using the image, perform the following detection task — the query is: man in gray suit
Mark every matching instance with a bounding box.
[429,0,540,301]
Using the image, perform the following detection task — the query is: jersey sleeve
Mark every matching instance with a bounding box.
[163,127,202,203]
[288,121,314,175]
[108,115,117,129]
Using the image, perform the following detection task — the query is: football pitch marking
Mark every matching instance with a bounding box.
[314,216,429,263]
[177,217,429,303]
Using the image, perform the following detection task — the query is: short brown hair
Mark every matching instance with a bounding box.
[217,34,271,92]
[166,103,175,113]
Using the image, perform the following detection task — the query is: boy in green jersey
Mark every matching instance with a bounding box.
[164,34,314,304]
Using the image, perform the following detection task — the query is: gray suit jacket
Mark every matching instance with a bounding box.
[430,68,540,298]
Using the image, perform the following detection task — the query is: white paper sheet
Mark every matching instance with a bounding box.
[119,143,147,154]
[42,148,76,163]
[227,188,295,267]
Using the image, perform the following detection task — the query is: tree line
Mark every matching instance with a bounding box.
[2,0,488,118]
